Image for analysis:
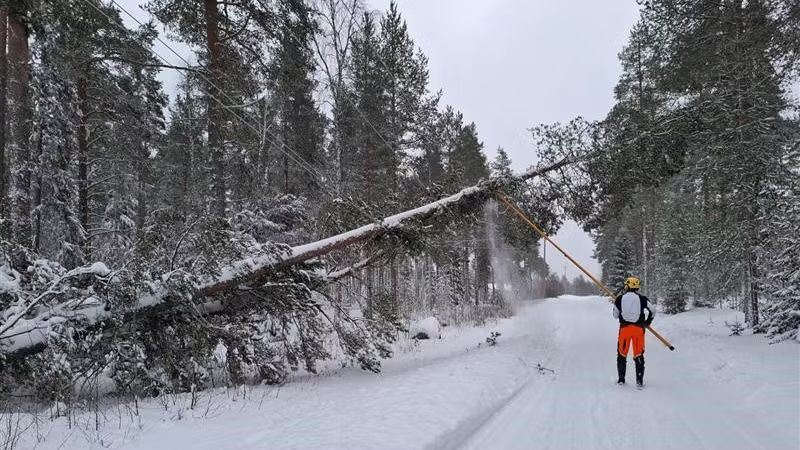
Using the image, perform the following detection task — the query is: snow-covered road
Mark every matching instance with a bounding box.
[460,297,799,450]
[9,296,798,450]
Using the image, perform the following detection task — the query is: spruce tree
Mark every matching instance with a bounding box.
[656,184,692,314]
[756,146,800,340]
[491,147,513,179]
[7,3,32,246]
[606,227,635,292]
[162,79,206,215]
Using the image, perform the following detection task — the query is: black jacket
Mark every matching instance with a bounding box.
[613,291,654,327]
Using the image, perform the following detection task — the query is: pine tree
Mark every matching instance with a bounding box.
[350,11,387,202]
[0,0,531,401]
[563,0,800,324]
[148,0,270,218]
[7,3,32,246]
[645,0,793,324]
[271,0,325,197]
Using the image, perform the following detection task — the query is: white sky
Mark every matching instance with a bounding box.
[120,0,642,281]
[365,0,641,280]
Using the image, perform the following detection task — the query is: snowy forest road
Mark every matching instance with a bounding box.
[14,297,798,450]
[458,297,799,450]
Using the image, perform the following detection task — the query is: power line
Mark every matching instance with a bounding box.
[268,0,476,248]
[111,0,325,182]
[94,0,475,232]
[85,0,325,185]
[264,0,440,196]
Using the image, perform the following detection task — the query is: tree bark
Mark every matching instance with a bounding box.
[749,264,759,327]
[136,150,147,237]
[0,8,7,223]
[31,120,42,253]
[204,0,226,218]
[77,77,89,237]
[8,10,31,245]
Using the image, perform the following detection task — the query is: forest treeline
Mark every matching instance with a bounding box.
[536,0,799,339]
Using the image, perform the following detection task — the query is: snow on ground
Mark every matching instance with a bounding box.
[4,297,798,450]
[463,298,800,450]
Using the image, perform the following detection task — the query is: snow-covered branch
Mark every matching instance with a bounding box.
[0,262,111,352]
[326,250,386,281]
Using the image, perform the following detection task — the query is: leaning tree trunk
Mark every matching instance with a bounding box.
[7,10,31,246]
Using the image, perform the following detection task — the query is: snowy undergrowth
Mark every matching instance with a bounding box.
[1,300,551,450]
[653,306,799,443]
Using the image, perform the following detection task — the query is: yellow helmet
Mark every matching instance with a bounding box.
[624,277,641,290]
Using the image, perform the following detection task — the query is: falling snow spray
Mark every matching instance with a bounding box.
[483,200,539,312]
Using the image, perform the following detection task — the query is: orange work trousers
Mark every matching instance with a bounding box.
[617,324,645,358]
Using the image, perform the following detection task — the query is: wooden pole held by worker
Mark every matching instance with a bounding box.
[495,192,675,351]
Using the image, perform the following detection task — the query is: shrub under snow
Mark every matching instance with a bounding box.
[410,317,441,340]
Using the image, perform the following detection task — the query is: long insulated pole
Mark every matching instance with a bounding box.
[495,192,675,351]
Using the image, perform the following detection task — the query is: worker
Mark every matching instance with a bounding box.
[613,276,654,387]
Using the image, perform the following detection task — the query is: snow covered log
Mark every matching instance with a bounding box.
[200,186,484,297]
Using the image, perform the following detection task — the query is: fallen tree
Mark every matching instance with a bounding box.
[199,156,576,297]
[0,158,577,391]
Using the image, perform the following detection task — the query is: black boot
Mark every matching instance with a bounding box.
[617,355,626,384]
[634,355,645,387]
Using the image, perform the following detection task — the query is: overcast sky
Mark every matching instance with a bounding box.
[121,0,643,281]
[365,0,641,280]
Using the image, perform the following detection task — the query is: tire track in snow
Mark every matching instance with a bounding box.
[424,305,564,450]
[456,297,796,450]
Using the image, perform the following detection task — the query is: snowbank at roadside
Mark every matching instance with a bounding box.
[3,300,552,450]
